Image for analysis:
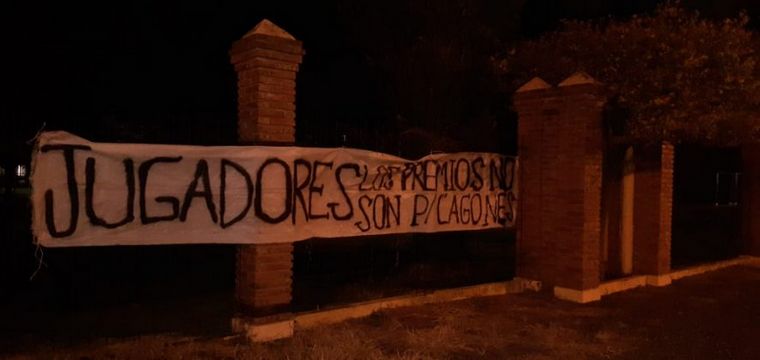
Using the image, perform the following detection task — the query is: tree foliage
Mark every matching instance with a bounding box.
[336,0,523,154]
[498,3,760,145]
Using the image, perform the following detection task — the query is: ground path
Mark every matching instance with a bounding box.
[3,263,759,359]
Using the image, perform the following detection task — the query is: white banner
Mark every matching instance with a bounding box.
[31,131,517,247]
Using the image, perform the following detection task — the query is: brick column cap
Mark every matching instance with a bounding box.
[556,72,605,100]
[230,19,304,64]
[514,72,605,104]
[516,77,552,93]
[245,19,296,40]
[558,71,598,87]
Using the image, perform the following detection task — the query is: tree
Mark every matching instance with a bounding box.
[497,3,760,145]
[336,0,523,154]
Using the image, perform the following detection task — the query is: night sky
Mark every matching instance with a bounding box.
[2,0,759,165]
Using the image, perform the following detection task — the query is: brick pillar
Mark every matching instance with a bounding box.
[741,144,760,256]
[633,142,674,285]
[229,20,303,320]
[513,72,605,303]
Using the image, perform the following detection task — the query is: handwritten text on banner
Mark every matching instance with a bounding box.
[31,132,517,247]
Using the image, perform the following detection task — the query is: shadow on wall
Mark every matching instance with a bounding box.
[292,229,516,312]
[672,145,742,268]
[0,193,236,341]
[1,191,514,338]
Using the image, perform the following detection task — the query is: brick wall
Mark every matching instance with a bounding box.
[230,20,303,316]
[600,145,624,278]
[230,21,302,145]
[741,145,760,256]
[236,243,294,315]
[633,142,673,275]
[514,74,605,291]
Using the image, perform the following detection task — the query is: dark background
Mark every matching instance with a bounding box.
[8,0,759,158]
[1,0,758,342]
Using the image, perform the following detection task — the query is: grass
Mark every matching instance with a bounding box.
[5,258,760,359]
[3,295,635,360]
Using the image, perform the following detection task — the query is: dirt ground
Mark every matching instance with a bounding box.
[2,263,759,360]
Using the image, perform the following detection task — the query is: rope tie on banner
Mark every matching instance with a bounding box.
[27,121,47,280]
[26,122,47,145]
[29,243,46,281]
